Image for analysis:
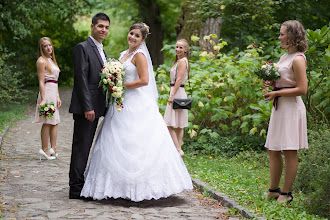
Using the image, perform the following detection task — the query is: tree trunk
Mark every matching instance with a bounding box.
[136,0,164,68]
[199,17,222,52]
[176,0,222,51]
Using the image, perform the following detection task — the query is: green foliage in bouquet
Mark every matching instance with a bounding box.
[38,102,55,120]
[255,61,280,81]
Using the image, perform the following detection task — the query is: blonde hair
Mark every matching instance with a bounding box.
[175,39,190,74]
[38,37,60,72]
[282,20,308,52]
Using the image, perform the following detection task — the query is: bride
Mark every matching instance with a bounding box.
[80,23,193,202]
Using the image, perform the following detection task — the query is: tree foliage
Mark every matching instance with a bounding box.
[0,0,88,105]
[86,0,184,67]
[180,0,330,52]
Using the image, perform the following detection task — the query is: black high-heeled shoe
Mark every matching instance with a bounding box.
[267,188,281,200]
[279,191,293,203]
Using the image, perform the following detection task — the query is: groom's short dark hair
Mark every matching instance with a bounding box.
[92,13,110,25]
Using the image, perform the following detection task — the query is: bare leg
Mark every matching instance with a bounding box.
[176,127,184,155]
[49,124,58,153]
[167,126,181,154]
[41,124,51,156]
[277,150,298,203]
[267,150,283,200]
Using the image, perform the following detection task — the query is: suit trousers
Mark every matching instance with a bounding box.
[69,114,99,197]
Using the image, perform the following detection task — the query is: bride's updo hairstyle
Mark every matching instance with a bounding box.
[130,23,150,40]
[282,20,308,52]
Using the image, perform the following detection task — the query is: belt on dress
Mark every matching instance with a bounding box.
[45,80,58,84]
[273,87,295,110]
[170,83,184,87]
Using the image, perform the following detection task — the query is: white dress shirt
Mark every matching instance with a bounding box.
[89,36,106,63]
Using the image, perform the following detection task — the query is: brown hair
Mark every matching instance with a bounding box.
[175,39,190,74]
[282,20,308,52]
[129,23,150,40]
[38,37,60,72]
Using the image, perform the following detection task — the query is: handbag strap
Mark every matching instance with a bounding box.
[174,58,191,96]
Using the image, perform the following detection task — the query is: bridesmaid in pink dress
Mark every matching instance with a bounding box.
[264,20,308,203]
[34,37,61,160]
[164,39,190,156]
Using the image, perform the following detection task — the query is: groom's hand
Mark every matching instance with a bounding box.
[84,110,95,122]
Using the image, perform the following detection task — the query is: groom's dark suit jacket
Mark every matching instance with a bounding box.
[69,37,106,117]
[68,37,107,198]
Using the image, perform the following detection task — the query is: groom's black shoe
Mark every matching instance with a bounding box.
[69,193,93,201]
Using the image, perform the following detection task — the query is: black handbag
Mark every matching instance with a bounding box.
[171,60,193,110]
[173,98,193,109]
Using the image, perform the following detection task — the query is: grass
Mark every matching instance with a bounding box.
[0,89,37,134]
[183,151,327,220]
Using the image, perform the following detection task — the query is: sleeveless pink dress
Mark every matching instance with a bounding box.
[164,58,189,128]
[34,58,60,125]
[265,52,308,151]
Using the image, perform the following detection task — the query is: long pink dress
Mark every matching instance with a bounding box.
[34,58,60,125]
[164,58,189,128]
[265,52,308,151]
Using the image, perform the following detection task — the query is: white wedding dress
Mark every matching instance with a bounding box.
[80,44,193,202]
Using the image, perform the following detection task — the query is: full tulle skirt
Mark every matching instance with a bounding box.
[80,88,193,201]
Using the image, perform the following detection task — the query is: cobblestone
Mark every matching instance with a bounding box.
[0,88,242,219]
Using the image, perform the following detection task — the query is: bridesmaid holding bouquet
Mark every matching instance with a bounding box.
[35,37,61,160]
[264,20,308,203]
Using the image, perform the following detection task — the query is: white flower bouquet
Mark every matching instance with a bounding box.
[38,102,56,120]
[255,61,280,93]
[99,58,126,112]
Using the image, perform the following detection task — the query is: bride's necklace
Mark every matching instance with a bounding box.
[126,46,139,57]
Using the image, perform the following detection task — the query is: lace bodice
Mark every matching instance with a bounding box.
[119,49,144,83]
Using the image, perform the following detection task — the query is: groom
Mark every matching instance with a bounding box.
[68,13,110,199]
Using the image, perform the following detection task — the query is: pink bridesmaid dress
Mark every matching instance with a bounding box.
[34,58,60,125]
[164,57,189,128]
[265,52,308,151]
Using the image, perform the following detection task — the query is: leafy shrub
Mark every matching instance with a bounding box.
[156,25,329,141]
[184,131,266,157]
[294,126,330,218]
[304,25,330,123]
[0,48,26,105]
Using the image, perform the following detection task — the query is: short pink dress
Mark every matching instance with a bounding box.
[164,58,189,128]
[34,58,60,125]
[265,52,308,151]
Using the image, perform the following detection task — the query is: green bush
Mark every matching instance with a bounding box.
[185,132,266,157]
[0,48,26,105]
[156,25,329,143]
[294,126,330,218]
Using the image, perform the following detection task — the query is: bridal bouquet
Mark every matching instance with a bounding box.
[38,102,56,120]
[99,58,126,112]
[255,61,280,93]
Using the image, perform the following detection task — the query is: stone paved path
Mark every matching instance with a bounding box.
[0,88,241,219]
